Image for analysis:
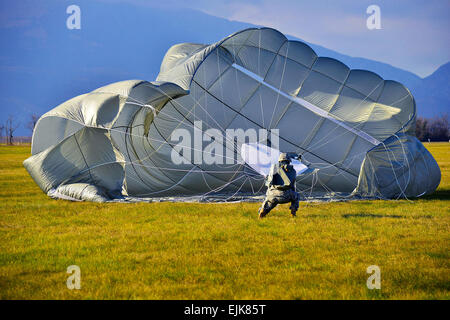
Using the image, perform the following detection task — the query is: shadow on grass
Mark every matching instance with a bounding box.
[342,213,403,219]
[417,190,450,201]
[302,214,329,219]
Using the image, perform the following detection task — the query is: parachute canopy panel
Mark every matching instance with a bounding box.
[24,27,441,202]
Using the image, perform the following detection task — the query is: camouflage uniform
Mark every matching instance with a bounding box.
[259,153,300,218]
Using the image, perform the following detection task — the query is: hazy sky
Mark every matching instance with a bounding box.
[1,0,449,77]
[121,0,450,77]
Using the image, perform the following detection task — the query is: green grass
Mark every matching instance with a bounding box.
[0,143,449,299]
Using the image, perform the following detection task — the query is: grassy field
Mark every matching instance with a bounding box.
[0,143,448,300]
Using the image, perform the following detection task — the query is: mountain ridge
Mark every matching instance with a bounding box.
[0,0,446,135]
[412,62,450,118]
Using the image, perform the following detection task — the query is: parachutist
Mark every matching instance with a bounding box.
[258,153,300,218]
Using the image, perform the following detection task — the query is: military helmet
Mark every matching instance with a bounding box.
[278,153,289,162]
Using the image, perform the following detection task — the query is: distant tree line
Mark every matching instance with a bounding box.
[416,114,449,142]
[0,115,20,145]
[0,114,38,145]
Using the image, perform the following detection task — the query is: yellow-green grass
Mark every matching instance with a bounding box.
[0,143,448,299]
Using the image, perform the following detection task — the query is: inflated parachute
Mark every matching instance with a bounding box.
[24,28,441,202]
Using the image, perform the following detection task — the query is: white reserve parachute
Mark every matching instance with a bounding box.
[23,28,441,202]
[240,142,309,177]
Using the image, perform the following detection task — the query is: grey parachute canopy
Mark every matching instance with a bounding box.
[23,27,441,202]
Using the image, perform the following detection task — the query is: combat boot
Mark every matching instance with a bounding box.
[290,208,297,217]
[258,207,268,219]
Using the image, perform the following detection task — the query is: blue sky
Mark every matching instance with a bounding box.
[1,0,448,76]
[111,0,449,77]
[0,0,447,135]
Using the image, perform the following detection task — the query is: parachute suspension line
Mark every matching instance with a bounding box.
[195,63,248,197]
[417,137,432,198]
[188,72,250,198]
[310,169,319,199]
[126,101,157,118]
[246,43,412,198]
[200,169,214,192]
[126,167,197,197]
[192,59,248,199]
[225,41,410,198]
[50,116,242,174]
[191,78,359,179]
[198,174,247,199]
[141,32,253,201]
[73,159,245,178]
[248,174,255,194]
[222,176,250,202]
[305,79,385,151]
[197,50,238,197]
[184,92,238,153]
[133,90,222,187]
[303,67,384,152]
[132,80,250,198]
[232,33,244,125]
[298,148,369,188]
[231,63,381,146]
[217,30,263,158]
[298,168,319,203]
[216,49,227,128]
[381,141,406,200]
[190,66,244,152]
[188,38,363,182]
[51,106,369,201]
[393,133,413,201]
[257,30,265,129]
[219,36,253,196]
[267,40,290,130]
[305,83,413,153]
[360,136,410,201]
[301,151,365,181]
[100,87,240,164]
[296,168,337,204]
[35,33,423,202]
[143,74,242,155]
[377,134,413,202]
[86,38,414,202]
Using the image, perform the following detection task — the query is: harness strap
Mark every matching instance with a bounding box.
[278,166,292,187]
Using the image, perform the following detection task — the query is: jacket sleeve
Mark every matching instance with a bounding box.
[265,164,276,187]
[286,152,299,160]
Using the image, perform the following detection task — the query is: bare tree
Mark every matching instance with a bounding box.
[27,113,39,136]
[415,117,429,141]
[5,115,20,145]
[0,124,4,144]
[430,114,449,141]
[415,113,449,142]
